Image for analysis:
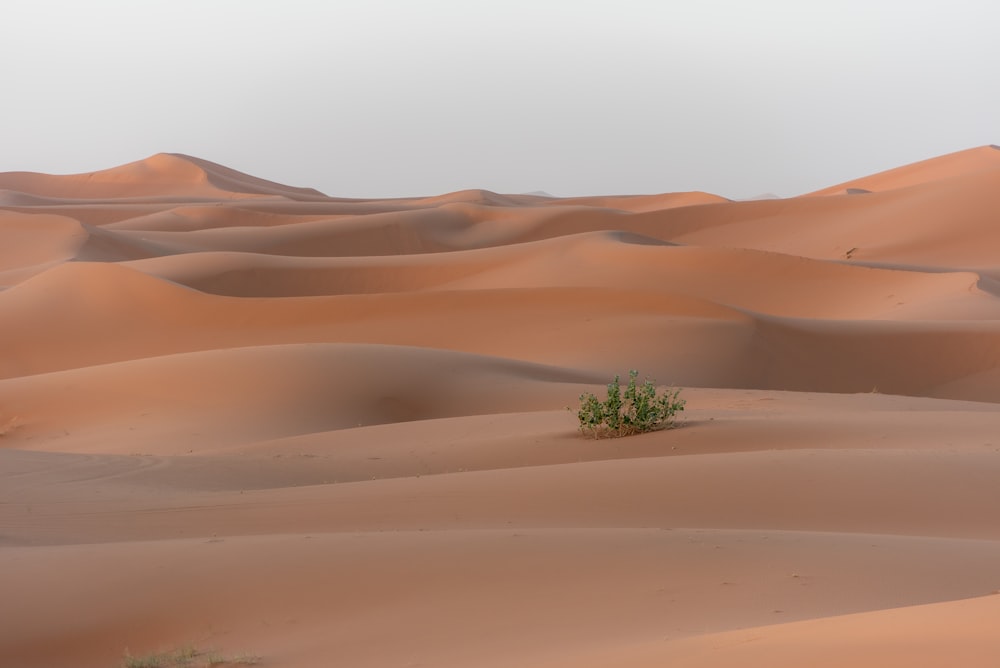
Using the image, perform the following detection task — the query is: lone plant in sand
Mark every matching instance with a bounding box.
[577,370,685,438]
[120,645,260,668]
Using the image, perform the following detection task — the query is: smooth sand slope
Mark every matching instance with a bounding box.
[2,149,1000,667]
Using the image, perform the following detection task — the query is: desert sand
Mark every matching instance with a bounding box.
[2,147,1000,667]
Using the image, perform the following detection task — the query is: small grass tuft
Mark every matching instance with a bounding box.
[121,646,260,668]
[208,653,261,666]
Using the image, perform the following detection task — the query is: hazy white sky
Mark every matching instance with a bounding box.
[3,0,999,198]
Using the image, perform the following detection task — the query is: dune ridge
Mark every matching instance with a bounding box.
[0,153,328,201]
[2,147,1000,667]
[807,144,1000,196]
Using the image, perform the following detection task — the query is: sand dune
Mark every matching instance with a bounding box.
[0,212,86,272]
[807,144,1000,195]
[0,153,328,201]
[546,593,1000,668]
[538,190,729,212]
[3,148,1000,667]
[0,342,600,454]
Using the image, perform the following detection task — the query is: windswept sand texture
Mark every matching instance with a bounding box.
[2,148,1000,667]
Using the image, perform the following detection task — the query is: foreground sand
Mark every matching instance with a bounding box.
[2,148,1000,666]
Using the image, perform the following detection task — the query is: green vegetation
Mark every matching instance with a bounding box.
[577,370,685,438]
[120,646,260,668]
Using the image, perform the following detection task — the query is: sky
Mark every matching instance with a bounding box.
[3,0,999,199]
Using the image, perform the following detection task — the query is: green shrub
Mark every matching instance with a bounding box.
[577,370,685,438]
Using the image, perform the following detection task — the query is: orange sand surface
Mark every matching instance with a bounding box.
[2,149,1000,667]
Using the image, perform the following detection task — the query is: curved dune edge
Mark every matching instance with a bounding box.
[122,233,1000,323]
[0,342,602,454]
[4,261,1000,401]
[806,145,1000,196]
[545,594,1000,668]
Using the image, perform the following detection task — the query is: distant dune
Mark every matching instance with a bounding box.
[3,148,1000,668]
[806,144,1000,196]
[0,153,329,201]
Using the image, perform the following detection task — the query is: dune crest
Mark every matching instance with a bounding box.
[0,152,328,201]
[2,148,1000,668]
[806,144,1000,196]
